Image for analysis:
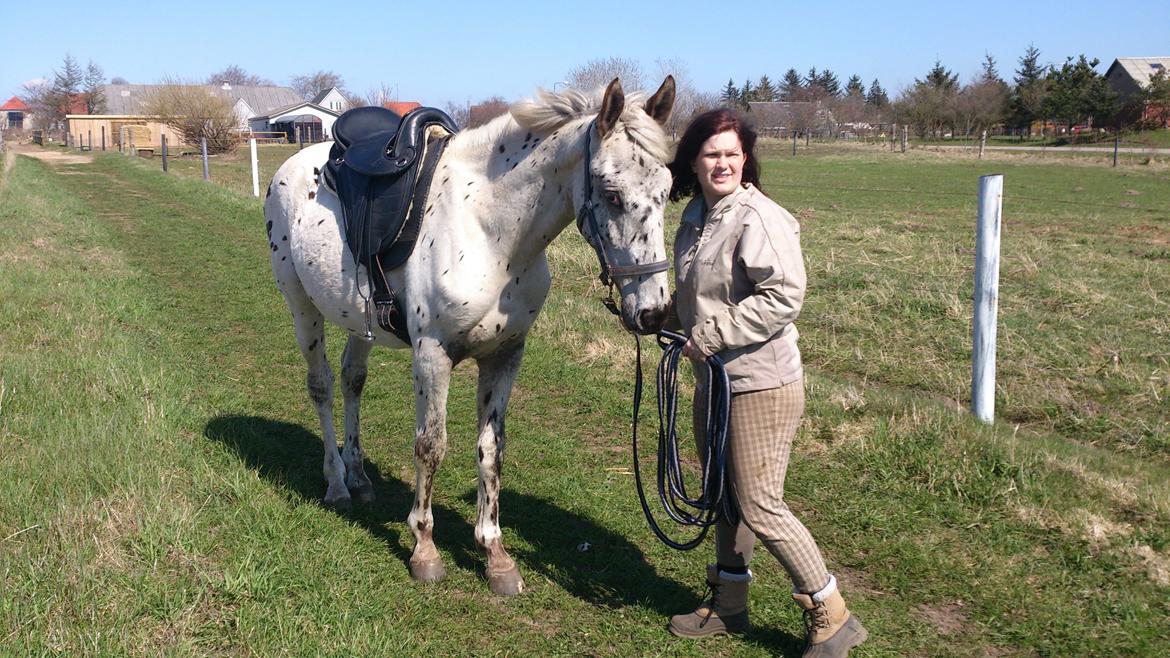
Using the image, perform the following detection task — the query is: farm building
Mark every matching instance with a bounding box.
[1105,57,1170,127]
[1,96,30,131]
[249,101,341,143]
[65,82,320,148]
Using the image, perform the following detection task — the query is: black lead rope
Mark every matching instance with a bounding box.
[631,330,737,551]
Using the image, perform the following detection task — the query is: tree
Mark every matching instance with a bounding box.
[755,75,777,102]
[656,58,709,138]
[144,79,241,154]
[82,61,106,114]
[1136,69,1170,128]
[1011,45,1048,136]
[866,79,889,107]
[206,65,271,87]
[567,57,644,92]
[780,68,804,101]
[110,76,128,85]
[921,60,959,92]
[23,54,85,129]
[845,74,865,97]
[290,70,347,101]
[815,69,842,97]
[980,53,1002,83]
[1043,55,1117,131]
[720,78,738,106]
[468,96,510,127]
[955,77,1009,137]
[738,79,754,108]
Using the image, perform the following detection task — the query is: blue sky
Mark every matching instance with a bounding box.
[3,0,1166,107]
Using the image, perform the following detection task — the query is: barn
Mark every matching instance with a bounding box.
[1104,57,1170,127]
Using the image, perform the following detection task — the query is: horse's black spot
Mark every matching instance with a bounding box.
[529,309,537,314]
[416,520,427,532]
[416,305,421,315]
[265,187,272,198]
[426,204,432,214]
[464,194,470,201]
[521,143,528,150]
[308,339,318,351]
[313,167,320,175]
[495,323,501,333]
[478,447,484,462]
[308,260,314,266]
[467,181,474,186]
[430,238,435,248]
[498,144,505,153]
[638,155,645,167]
[279,180,287,186]
[266,220,273,236]
[514,277,519,285]
[308,191,315,200]
[524,132,532,141]
[341,311,348,318]
[317,219,324,226]
[442,176,449,183]
[511,163,517,170]
[281,256,286,261]
[462,301,469,306]
[270,243,277,252]
[282,235,288,241]
[442,269,448,275]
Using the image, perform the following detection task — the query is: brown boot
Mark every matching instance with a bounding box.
[792,577,867,657]
[668,566,751,637]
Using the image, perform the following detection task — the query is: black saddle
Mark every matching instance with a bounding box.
[323,106,459,341]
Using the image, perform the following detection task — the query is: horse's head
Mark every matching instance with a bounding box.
[577,76,676,335]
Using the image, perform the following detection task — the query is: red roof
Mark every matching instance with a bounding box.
[1,96,29,111]
[383,101,421,115]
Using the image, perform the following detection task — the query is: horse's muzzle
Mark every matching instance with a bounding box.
[631,306,668,336]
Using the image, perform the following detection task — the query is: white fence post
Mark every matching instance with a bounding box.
[979,130,987,159]
[250,137,260,197]
[972,174,1003,424]
[201,137,209,180]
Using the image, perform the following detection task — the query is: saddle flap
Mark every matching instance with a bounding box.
[342,130,401,177]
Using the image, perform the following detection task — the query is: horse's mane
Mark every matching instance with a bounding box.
[510,86,671,163]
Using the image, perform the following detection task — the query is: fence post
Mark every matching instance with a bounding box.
[1113,137,1119,167]
[250,137,260,197]
[792,130,797,156]
[101,126,106,151]
[972,174,1003,424]
[161,134,168,172]
[901,125,908,153]
[120,126,126,154]
[201,137,210,180]
[979,130,987,159]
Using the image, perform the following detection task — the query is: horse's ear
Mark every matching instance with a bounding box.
[596,78,625,139]
[645,75,675,126]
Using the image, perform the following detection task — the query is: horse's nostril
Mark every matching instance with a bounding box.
[637,307,668,335]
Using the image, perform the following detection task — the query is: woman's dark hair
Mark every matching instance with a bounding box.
[668,108,763,202]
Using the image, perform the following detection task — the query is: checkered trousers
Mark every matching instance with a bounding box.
[695,378,830,594]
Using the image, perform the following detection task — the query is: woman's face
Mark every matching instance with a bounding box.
[692,129,745,206]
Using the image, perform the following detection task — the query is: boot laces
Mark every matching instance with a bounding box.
[802,601,830,644]
[697,581,721,628]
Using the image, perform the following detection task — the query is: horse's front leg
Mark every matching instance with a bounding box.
[407,337,453,583]
[474,341,526,596]
[340,336,375,503]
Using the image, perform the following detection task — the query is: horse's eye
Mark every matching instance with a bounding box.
[603,191,623,209]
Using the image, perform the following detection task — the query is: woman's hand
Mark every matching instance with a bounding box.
[681,339,706,362]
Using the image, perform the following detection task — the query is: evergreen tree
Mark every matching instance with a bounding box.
[980,53,1002,83]
[804,67,819,88]
[1044,55,1117,130]
[720,78,738,106]
[780,68,804,101]
[739,79,755,108]
[816,69,842,97]
[48,54,84,125]
[921,60,959,91]
[866,79,889,107]
[845,74,865,97]
[756,75,777,102]
[1011,45,1048,134]
[82,61,106,114]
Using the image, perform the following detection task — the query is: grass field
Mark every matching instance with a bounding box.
[1,140,1168,656]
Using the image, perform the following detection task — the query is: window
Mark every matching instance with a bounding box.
[1151,63,1165,70]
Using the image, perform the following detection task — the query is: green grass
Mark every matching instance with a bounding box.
[2,146,1168,656]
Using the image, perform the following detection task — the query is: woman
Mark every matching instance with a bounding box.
[665,109,867,657]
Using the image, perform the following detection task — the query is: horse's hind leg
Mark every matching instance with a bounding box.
[340,336,375,503]
[406,337,453,583]
[474,342,526,596]
[279,278,350,510]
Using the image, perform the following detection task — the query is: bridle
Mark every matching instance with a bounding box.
[575,121,670,315]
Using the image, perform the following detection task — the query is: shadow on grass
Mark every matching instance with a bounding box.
[203,414,803,654]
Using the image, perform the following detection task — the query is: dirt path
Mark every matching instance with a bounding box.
[9,141,94,165]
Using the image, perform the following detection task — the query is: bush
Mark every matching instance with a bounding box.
[144,82,239,154]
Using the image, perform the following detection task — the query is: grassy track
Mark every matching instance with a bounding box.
[1,145,1168,656]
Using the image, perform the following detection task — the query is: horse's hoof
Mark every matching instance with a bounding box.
[323,494,352,513]
[487,566,524,597]
[349,484,376,504]
[410,558,446,583]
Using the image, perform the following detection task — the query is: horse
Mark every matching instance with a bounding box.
[264,77,676,595]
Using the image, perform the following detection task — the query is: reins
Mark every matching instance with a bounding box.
[573,120,736,551]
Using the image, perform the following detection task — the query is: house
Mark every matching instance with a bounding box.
[1104,57,1170,127]
[250,100,341,142]
[312,87,352,113]
[1,96,30,131]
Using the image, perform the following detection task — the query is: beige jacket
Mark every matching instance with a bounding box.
[673,183,806,393]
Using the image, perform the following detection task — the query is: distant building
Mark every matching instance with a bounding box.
[383,101,422,115]
[747,101,836,138]
[1104,57,1170,127]
[1,96,30,131]
[311,87,352,114]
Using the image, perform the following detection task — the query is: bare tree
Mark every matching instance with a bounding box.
[655,57,708,138]
[567,57,644,92]
[359,83,397,108]
[206,65,271,87]
[290,70,347,101]
[444,100,469,128]
[22,55,84,130]
[144,78,240,154]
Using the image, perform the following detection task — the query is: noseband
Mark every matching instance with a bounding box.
[576,122,670,303]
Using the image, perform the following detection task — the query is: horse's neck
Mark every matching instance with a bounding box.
[454,118,587,268]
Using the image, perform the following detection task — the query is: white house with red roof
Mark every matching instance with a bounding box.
[1,96,30,130]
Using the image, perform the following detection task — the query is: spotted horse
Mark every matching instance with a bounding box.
[264,77,676,595]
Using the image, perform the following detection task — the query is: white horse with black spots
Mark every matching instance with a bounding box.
[264,78,676,595]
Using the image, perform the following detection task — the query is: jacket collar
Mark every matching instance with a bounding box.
[681,183,754,228]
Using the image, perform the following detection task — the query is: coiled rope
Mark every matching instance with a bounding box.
[631,330,737,551]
